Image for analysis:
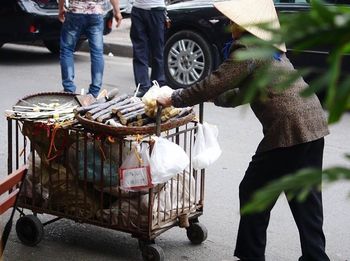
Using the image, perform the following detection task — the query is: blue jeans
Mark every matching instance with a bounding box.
[60,13,104,97]
[130,7,166,94]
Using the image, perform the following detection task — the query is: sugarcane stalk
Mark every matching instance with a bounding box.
[12,105,54,112]
[175,107,193,118]
[74,103,100,115]
[136,117,153,126]
[117,103,145,118]
[119,108,145,125]
[96,112,113,123]
[90,98,133,121]
[160,107,180,122]
[126,114,148,126]
[85,94,129,118]
[8,107,76,119]
[137,113,147,120]
[111,100,143,115]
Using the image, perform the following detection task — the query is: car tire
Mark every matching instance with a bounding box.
[164,30,213,89]
[43,39,85,54]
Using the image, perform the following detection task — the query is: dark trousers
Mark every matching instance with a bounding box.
[130,6,166,93]
[234,138,329,261]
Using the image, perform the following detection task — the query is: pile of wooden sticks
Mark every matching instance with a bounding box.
[75,93,193,127]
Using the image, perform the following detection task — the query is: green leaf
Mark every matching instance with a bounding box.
[310,0,334,24]
[300,70,329,98]
[327,66,350,123]
[235,48,275,61]
[242,166,350,215]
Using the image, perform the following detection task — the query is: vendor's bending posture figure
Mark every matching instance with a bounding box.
[157,0,330,260]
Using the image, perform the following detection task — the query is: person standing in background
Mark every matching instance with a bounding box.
[130,0,167,97]
[58,0,123,98]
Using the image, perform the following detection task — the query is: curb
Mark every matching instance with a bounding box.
[80,42,133,58]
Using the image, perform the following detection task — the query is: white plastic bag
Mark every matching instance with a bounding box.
[142,80,161,118]
[158,85,174,99]
[119,142,152,191]
[192,122,222,170]
[150,136,189,184]
[142,81,177,119]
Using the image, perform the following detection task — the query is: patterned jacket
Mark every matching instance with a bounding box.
[171,43,329,153]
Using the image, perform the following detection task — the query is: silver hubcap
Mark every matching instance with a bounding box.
[167,39,205,86]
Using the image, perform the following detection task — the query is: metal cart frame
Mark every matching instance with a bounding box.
[6,104,207,260]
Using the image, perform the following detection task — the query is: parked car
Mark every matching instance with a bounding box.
[119,0,133,15]
[164,0,350,89]
[119,0,187,15]
[0,0,114,54]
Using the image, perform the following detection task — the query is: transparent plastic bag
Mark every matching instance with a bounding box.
[142,81,176,120]
[192,122,222,170]
[150,136,189,184]
[142,80,161,118]
[119,142,152,191]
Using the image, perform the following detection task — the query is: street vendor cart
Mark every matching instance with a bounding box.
[5,92,208,261]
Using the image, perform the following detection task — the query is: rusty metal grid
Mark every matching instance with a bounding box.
[7,118,205,240]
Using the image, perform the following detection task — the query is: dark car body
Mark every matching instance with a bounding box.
[164,0,350,89]
[0,0,114,53]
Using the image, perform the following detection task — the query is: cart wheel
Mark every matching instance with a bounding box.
[141,244,165,261]
[186,222,208,244]
[16,215,44,246]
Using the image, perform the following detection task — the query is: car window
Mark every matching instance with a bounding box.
[274,0,309,3]
[31,0,58,9]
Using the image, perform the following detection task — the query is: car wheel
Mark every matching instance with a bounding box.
[43,39,85,54]
[165,30,213,89]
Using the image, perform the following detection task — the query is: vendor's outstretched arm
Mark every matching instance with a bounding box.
[171,47,259,108]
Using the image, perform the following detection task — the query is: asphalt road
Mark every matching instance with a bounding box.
[0,44,349,261]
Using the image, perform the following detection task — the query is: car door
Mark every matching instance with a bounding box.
[0,0,22,44]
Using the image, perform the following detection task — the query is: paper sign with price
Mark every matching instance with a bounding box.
[119,166,152,190]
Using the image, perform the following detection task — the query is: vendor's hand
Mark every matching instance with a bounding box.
[157,86,174,107]
[157,95,173,107]
[114,11,123,28]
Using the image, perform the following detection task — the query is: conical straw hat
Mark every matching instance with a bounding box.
[214,0,287,52]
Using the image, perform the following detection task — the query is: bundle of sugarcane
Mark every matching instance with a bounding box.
[112,100,146,125]
[75,89,194,128]
[143,101,181,122]
[127,115,154,127]
[85,94,130,121]
[76,93,147,127]
[5,101,78,123]
[127,107,193,127]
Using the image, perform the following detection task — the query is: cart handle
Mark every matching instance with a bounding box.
[155,105,163,137]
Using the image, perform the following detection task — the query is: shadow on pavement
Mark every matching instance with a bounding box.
[0,44,59,65]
